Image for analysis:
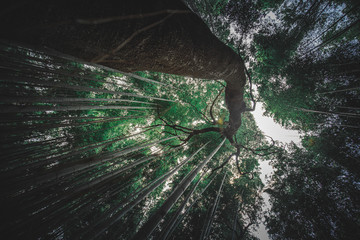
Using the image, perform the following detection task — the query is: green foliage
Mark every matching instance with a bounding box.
[194,0,360,239]
[2,0,359,239]
[1,40,269,239]
[266,143,360,239]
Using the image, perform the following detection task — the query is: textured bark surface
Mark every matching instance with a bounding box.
[1,0,246,138]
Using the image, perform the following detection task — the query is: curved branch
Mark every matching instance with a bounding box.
[256,135,276,151]
[209,153,235,177]
[237,143,277,156]
[157,115,194,133]
[182,127,221,143]
[215,80,226,88]
[235,154,254,178]
[209,87,225,124]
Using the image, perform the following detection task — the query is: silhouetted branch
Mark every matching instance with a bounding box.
[215,80,226,88]
[182,127,221,143]
[238,144,277,156]
[255,135,276,151]
[209,153,235,177]
[233,134,277,157]
[210,87,225,123]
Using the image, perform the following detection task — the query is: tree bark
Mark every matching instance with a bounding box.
[0,0,247,139]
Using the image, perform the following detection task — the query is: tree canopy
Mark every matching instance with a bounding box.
[0,0,359,239]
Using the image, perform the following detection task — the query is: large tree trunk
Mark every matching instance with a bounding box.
[1,0,246,138]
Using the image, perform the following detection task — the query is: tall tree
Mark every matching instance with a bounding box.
[0,3,270,235]
[266,143,360,240]
[0,0,252,143]
[2,0,359,239]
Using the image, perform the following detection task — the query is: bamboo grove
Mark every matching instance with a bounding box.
[0,41,266,239]
[1,0,360,239]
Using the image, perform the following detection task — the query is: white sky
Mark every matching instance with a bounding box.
[251,102,301,240]
[230,9,295,240]
[252,102,301,145]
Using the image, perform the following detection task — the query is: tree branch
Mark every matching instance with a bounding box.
[209,87,225,124]
[209,153,235,177]
[77,9,190,24]
[181,127,221,143]
[233,134,277,157]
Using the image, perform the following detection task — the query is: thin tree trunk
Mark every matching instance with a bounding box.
[10,128,152,173]
[303,18,360,57]
[161,175,216,240]
[295,106,360,118]
[132,139,225,240]
[336,106,360,110]
[83,142,208,239]
[200,172,227,240]
[231,201,240,240]
[0,104,155,113]
[301,4,359,50]
[158,172,215,240]
[2,75,174,102]
[0,97,156,105]
[318,86,360,94]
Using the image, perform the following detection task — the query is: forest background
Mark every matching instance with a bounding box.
[0,0,359,239]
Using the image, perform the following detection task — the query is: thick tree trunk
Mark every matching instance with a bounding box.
[1,0,247,138]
